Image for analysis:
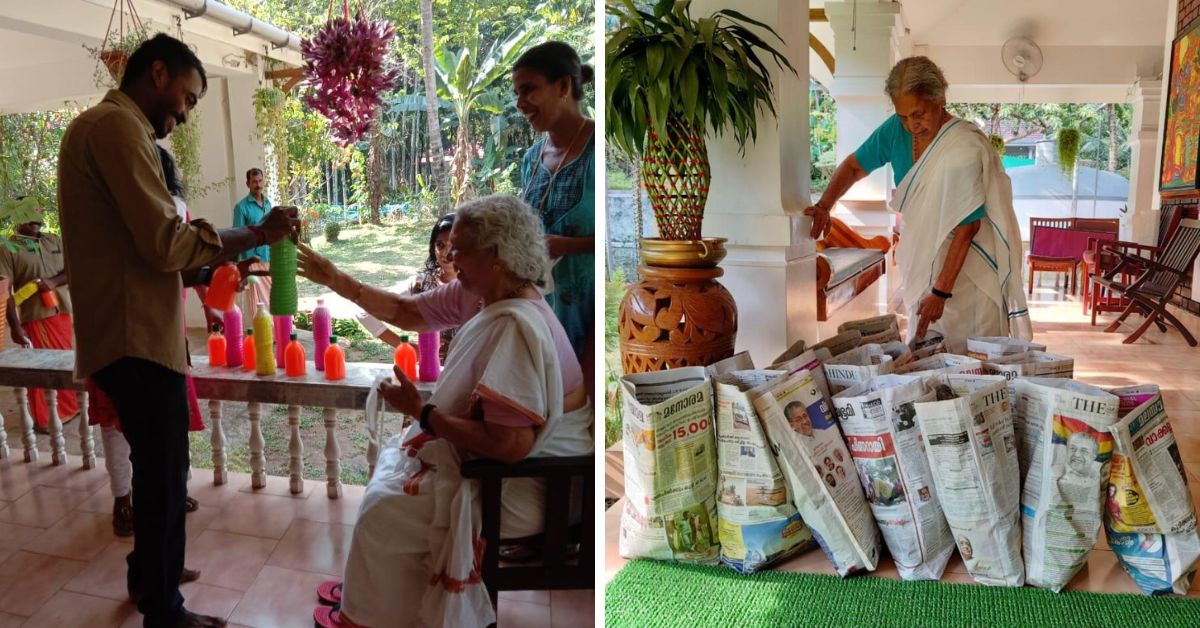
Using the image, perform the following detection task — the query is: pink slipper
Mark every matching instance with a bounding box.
[314,603,365,628]
[316,579,343,605]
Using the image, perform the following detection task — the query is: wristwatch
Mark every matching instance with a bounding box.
[196,266,214,286]
[419,403,438,435]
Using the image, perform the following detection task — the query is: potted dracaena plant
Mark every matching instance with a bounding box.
[606,0,795,373]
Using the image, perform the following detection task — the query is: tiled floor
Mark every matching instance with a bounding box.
[0,464,593,627]
[605,284,1200,597]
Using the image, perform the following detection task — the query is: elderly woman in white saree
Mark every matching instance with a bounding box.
[296,195,592,628]
[805,56,1032,353]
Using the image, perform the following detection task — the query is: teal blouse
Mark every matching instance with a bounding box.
[854,115,985,226]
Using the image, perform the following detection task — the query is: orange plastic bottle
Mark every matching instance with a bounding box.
[285,333,306,377]
[204,264,241,312]
[323,335,346,381]
[393,334,418,380]
[39,288,59,309]
[241,328,257,372]
[207,325,227,367]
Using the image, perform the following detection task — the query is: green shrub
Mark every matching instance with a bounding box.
[332,317,367,340]
[324,221,341,242]
[293,310,312,331]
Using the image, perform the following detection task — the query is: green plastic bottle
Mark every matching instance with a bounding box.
[253,303,276,376]
[269,237,298,315]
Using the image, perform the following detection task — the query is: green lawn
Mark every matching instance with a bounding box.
[298,217,429,303]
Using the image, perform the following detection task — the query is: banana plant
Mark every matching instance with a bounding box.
[434,23,540,204]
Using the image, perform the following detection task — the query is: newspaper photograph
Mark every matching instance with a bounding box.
[1104,385,1200,595]
[895,353,983,377]
[834,374,955,580]
[823,344,899,394]
[619,367,720,564]
[914,374,1025,586]
[1012,377,1119,591]
[966,336,1047,361]
[713,367,815,574]
[752,367,881,576]
[909,330,946,360]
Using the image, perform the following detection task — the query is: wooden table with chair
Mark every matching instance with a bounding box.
[1027,217,1120,298]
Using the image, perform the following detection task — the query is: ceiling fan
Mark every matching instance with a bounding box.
[1001,36,1044,82]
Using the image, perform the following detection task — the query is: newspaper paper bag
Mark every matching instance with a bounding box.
[619,367,719,564]
[914,374,1025,586]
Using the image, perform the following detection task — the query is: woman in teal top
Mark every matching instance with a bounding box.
[804,56,1031,352]
[513,41,596,381]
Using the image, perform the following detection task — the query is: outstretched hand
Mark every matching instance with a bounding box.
[259,206,301,244]
[297,242,339,288]
[803,204,832,240]
[379,365,423,417]
[914,294,947,340]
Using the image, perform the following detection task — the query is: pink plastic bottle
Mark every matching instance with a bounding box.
[274,315,293,368]
[223,306,243,367]
[313,299,332,371]
[418,331,440,382]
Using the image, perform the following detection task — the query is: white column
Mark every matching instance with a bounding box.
[824,1,902,237]
[692,0,812,366]
[1126,79,1162,243]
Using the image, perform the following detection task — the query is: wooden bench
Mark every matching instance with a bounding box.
[816,216,890,322]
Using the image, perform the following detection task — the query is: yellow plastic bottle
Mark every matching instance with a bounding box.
[252,303,276,376]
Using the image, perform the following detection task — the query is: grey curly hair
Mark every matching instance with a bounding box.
[454,194,550,287]
[884,56,949,104]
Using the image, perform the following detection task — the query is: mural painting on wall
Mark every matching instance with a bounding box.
[1161,18,1200,195]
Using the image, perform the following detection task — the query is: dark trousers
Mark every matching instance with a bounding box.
[93,357,189,627]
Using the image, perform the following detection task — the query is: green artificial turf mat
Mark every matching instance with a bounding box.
[604,559,1200,627]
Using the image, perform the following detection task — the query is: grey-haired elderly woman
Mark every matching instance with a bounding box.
[297,194,592,628]
[804,56,1031,353]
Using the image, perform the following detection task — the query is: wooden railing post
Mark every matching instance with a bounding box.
[323,407,341,499]
[248,401,266,489]
[78,391,95,469]
[209,399,226,485]
[287,405,304,494]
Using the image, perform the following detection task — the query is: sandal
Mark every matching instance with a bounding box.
[316,580,343,605]
[113,498,134,538]
[185,496,200,513]
[314,603,365,628]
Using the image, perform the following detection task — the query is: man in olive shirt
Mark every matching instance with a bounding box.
[58,35,298,628]
[0,211,79,431]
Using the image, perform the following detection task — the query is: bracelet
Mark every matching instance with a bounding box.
[419,403,437,435]
[931,287,953,300]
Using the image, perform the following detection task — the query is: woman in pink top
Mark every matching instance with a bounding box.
[299,195,592,628]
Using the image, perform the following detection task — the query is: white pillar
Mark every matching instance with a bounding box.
[1126,78,1162,243]
[825,1,901,235]
[694,0,811,366]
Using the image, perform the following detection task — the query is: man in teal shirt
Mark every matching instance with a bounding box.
[234,167,272,313]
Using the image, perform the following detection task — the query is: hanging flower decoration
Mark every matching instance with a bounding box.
[301,2,399,146]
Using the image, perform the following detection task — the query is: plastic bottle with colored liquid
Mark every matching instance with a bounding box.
[394,335,417,380]
[252,304,276,376]
[418,331,440,382]
[324,335,345,381]
[313,299,332,371]
[242,329,256,372]
[269,238,298,315]
[204,263,241,312]
[39,287,58,309]
[274,315,293,368]
[284,333,306,377]
[224,306,243,367]
[207,325,227,367]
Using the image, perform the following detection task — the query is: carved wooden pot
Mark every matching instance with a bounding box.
[618,261,738,374]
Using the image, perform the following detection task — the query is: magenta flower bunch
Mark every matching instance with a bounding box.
[301,7,399,145]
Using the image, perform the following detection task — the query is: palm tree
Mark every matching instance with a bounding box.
[420,0,449,213]
[435,26,537,204]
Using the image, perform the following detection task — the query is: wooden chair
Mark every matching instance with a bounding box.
[1087,205,1184,324]
[1091,219,1200,345]
[461,455,593,611]
[816,216,890,321]
[1027,217,1077,295]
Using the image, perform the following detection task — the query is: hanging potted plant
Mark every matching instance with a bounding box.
[82,0,150,88]
[606,0,795,373]
[301,0,399,146]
